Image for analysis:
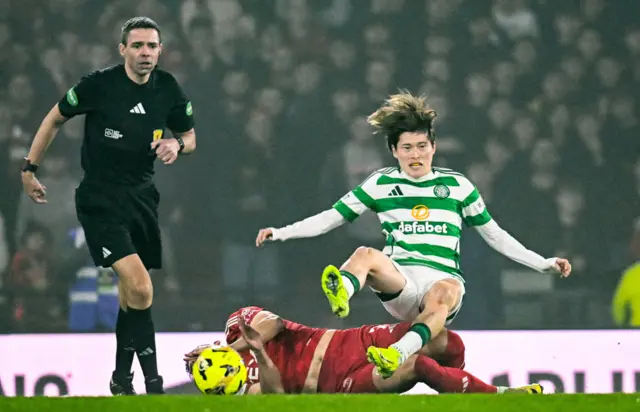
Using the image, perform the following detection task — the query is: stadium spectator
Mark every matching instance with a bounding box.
[7,222,66,332]
[0,0,638,332]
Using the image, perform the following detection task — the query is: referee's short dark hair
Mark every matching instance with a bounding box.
[121,17,162,45]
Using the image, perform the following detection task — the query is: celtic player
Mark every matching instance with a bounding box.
[255,91,572,379]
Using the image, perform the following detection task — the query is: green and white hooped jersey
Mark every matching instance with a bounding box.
[332,167,492,282]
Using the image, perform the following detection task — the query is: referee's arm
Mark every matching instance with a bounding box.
[21,104,69,203]
[27,73,97,166]
[166,83,196,155]
[172,127,196,154]
[25,104,68,166]
[23,73,96,203]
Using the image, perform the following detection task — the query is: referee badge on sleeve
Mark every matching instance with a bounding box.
[186,101,193,116]
[66,87,79,106]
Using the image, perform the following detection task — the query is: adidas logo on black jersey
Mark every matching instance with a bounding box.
[129,103,146,114]
[388,186,404,196]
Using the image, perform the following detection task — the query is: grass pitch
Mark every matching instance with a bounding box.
[1,394,639,412]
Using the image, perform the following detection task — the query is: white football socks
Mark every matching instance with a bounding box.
[390,331,423,363]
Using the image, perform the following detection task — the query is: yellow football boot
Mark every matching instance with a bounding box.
[321,265,350,318]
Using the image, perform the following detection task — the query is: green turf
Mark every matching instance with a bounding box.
[1,394,639,412]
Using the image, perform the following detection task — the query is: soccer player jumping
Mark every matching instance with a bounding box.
[255,91,571,378]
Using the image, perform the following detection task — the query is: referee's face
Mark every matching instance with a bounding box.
[119,28,162,78]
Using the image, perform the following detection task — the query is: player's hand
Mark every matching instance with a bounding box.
[151,138,180,165]
[256,228,274,247]
[183,343,212,374]
[551,258,572,278]
[239,316,263,352]
[183,343,212,363]
[21,172,47,204]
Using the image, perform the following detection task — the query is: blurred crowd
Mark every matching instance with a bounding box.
[0,0,639,333]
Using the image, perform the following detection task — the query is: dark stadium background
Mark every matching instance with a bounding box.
[0,0,639,336]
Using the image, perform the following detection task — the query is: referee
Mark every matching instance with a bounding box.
[20,17,196,395]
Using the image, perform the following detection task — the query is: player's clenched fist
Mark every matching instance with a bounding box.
[256,228,274,247]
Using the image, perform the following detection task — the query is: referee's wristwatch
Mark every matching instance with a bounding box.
[21,157,39,173]
[174,136,185,154]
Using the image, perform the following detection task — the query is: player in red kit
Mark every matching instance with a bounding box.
[184,306,542,395]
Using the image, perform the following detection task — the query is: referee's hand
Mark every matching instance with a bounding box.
[151,138,180,165]
[22,172,47,204]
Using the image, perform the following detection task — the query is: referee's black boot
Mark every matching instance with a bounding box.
[145,375,165,395]
[110,371,136,395]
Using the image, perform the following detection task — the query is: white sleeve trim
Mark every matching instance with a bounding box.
[474,220,556,273]
[271,209,346,241]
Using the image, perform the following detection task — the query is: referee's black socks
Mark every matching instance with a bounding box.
[127,305,159,380]
[114,308,135,379]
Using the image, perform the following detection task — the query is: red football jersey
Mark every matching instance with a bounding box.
[225,306,328,393]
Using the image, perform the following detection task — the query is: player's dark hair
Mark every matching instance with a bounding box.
[367,90,437,152]
[121,16,162,45]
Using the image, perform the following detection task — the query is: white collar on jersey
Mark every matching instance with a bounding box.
[399,168,437,182]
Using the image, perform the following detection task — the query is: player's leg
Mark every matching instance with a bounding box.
[368,278,463,378]
[364,323,465,367]
[401,328,466,369]
[389,279,462,367]
[344,358,492,394]
[321,246,405,318]
[416,278,463,345]
[373,355,542,394]
[365,321,465,380]
[420,329,466,369]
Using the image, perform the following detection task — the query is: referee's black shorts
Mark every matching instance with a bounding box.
[75,180,162,270]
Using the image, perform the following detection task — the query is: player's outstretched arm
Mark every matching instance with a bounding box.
[256,169,382,247]
[239,317,284,394]
[22,104,69,204]
[460,182,571,277]
[256,208,346,247]
[474,220,571,277]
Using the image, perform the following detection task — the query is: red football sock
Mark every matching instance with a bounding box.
[414,355,497,393]
[438,330,466,369]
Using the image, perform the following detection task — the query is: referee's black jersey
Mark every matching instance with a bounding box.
[58,64,195,186]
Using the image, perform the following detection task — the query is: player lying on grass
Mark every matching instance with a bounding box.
[184,306,542,395]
